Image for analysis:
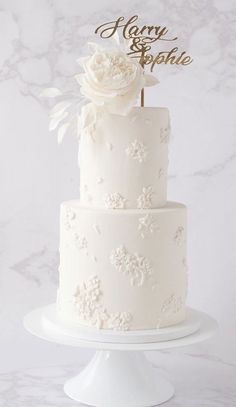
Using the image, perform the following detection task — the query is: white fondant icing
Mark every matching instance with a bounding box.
[151,283,159,291]
[93,224,101,235]
[131,115,138,123]
[96,177,104,184]
[105,142,113,151]
[158,168,164,179]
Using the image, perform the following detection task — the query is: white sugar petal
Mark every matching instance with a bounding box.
[75,73,84,85]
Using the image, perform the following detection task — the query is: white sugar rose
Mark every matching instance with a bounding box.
[41,42,159,144]
[76,44,158,115]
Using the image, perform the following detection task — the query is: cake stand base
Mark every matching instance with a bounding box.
[24,305,218,407]
[64,350,174,406]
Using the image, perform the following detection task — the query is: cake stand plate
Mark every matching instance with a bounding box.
[24,305,218,407]
[42,304,202,344]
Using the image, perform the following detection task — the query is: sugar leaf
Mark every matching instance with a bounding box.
[112,31,120,46]
[87,42,101,53]
[50,101,72,118]
[57,122,70,144]
[49,111,68,131]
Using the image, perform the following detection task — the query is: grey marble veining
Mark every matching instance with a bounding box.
[11,247,59,286]
[0,1,236,405]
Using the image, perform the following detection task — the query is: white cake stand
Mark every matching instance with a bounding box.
[24,304,217,407]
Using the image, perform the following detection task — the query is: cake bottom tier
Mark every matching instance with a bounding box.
[58,201,188,331]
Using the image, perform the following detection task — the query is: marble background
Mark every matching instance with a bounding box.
[0,0,236,405]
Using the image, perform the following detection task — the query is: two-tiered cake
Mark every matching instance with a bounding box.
[56,44,188,331]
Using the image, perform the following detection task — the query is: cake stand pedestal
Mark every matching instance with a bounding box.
[24,304,217,407]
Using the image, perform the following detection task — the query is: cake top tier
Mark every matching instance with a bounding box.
[79,106,170,209]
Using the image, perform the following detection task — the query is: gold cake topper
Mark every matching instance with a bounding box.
[95,15,193,72]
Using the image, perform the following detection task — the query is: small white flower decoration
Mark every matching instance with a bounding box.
[125,140,148,163]
[110,245,152,287]
[73,275,133,330]
[74,276,102,321]
[161,294,183,314]
[138,214,159,238]
[107,312,132,331]
[160,126,170,143]
[74,233,88,250]
[137,186,154,209]
[104,192,127,209]
[173,226,185,245]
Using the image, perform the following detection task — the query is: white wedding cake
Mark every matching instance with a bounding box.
[55,43,188,331]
